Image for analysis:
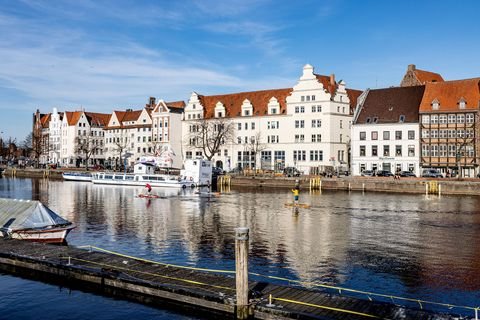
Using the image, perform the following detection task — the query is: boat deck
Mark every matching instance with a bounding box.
[0,239,461,319]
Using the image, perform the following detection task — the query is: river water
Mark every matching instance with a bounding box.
[1,177,480,319]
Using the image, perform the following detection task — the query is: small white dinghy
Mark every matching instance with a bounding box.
[0,198,75,243]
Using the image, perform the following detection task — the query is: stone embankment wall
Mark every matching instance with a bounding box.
[229,175,480,196]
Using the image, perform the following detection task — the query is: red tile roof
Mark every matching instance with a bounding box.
[114,109,143,122]
[166,100,186,109]
[419,78,480,112]
[414,69,444,84]
[84,112,110,127]
[40,113,51,128]
[198,88,292,118]
[355,86,425,124]
[315,74,337,95]
[197,74,360,119]
[346,89,363,114]
[64,111,82,126]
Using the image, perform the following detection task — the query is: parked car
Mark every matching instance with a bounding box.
[399,171,416,177]
[283,167,301,177]
[361,170,374,177]
[421,169,443,178]
[376,170,394,177]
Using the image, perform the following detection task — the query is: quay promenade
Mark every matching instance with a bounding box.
[3,167,480,196]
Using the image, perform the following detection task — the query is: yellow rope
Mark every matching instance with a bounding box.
[77,245,478,314]
[78,245,235,274]
[60,256,234,292]
[273,296,379,318]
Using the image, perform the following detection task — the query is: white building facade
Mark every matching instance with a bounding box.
[183,64,361,174]
[351,86,425,176]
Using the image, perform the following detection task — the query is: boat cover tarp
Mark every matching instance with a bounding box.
[0,198,70,231]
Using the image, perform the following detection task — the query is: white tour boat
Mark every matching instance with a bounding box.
[62,171,93,182]
[0,198,75,243]
[92,162,194,188]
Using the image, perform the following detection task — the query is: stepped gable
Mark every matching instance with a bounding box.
[419,78,480,112]
[355,85,425,124]
[197,88,292,119]
[315,74,337,95]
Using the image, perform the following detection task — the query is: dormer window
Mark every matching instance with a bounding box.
[366,117,371,123]
[241,99,253,116]
[268,97,280,115]
[432,99,440,110]
[217,112,223,117]
[459,98,466,109]
[399,115,405,123]
[373,117,378,123]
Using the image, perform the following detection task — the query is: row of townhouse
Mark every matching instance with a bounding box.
[32,63,480,177]
[351,64,480,177]
[33,98,185,169]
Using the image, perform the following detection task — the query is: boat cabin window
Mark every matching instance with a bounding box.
[125,176,134,180]
[114,176,124,180]
[105,175,113,179]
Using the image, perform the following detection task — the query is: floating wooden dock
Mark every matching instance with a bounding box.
[0,239,461,319]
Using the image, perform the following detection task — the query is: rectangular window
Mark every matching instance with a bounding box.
[383,131,390,140]
[383,145,390,156]
[395,131,402,140]
[408,145,415,157]
[395,145,402,156]
[360,146,366,157]
[300,106,305,113]
[295,106,299,113]
[371,145,378,156]
[466,113,474,123]
[421,115,430,124]
[408,130,415,140]
[251,122,255,130]
[238,123,241,130]
[311,134,321,142]
[439,115,447,124]
[360,132,366,140]
[448,114,456,124]
[371,131,378,140]
[431,115,438,124]
[309,150,323,161]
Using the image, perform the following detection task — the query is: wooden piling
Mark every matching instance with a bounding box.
[235,227,250,319]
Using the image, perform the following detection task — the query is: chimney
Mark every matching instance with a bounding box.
[330,74,335,86]
[149,97,156,107]
[408,64,416,71]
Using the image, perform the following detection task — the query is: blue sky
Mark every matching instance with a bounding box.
[1,0,480,142]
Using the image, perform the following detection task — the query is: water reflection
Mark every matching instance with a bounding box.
[1,177,480,310]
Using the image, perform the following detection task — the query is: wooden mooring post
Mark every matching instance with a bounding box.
[235,227,250,319]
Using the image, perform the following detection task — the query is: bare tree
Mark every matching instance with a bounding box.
[112,131,131,170]
[75,131,100,170]
[185,118,234,161]
[31,130,44,168]
[246,131,267,170]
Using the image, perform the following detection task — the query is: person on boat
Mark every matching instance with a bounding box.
[145,183,152,194]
